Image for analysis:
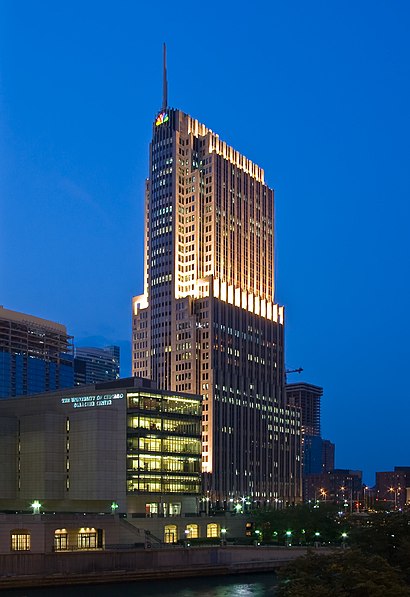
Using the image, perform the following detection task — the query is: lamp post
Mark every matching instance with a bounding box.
[389,487,396,510]
[184,529,190,547]
[110,501,119,514]
[221,527,227,547]
[363,486,369,510]
[30,500,42,515]
[389,486,400,510]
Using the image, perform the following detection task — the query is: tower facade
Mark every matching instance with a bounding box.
[132,106,301,504]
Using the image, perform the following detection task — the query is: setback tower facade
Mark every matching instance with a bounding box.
[133,102,301,505]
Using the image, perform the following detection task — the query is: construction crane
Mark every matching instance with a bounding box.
[285,367,303,384]
[285,367,303,375]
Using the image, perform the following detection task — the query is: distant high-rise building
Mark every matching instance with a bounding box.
[322,439,335,473]
[304,469,362,505]
[301,436,335,476]
[303,435,325,475]
[375,467,410,510]
[0,306,73,398]
[285,383,323,436]
[74,346,120,386]
[132,49,301,505]
[286,382,335,500]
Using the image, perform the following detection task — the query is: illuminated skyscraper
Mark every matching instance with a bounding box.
[132,48,301,504]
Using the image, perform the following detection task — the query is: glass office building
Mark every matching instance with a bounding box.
[74,346,120,386]
[0,306,73,398]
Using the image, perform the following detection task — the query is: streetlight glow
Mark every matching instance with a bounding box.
[30,500,42,514]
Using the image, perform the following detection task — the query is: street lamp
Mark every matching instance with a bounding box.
[184,529,190,547]
[30,500,42,515]
[110,501,119,514]
[285,530,292,547]
[221,527,227,546]
[363,486,369,510]
[389,487,400,510]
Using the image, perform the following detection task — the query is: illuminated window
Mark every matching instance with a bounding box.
[139,437,162,452]
[164,524,178,544]
[77,528,101,549]
[54,529,68,551]
[145,502,159,516]
[11,530,30,551]
[207,523,220,538]
[186,524,199,539]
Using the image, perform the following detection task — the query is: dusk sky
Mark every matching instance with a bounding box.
[1,1,409,484]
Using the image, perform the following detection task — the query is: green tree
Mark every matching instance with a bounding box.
[254,503,345,545]
[277,550,410,597]
[349,511,410,583]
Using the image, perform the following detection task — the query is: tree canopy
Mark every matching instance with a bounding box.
[273,509,410,595]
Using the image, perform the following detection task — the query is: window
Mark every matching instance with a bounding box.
[77,528,100,549]
[207,523,220,538]
[185,524,199,539]
[54,529,68,551]
[11,530,31,551]
[145,502,159,516]
[164,524,178,544]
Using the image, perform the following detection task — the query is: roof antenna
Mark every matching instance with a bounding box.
[162,43,168,110]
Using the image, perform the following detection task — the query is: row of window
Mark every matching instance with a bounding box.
[164,523,221,543]
[9,529,102,551]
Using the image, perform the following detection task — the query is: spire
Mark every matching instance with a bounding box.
[162,43,168,110]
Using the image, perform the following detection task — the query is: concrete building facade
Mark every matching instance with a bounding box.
[0,378,201,517]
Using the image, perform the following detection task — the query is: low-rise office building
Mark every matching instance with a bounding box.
[0,377,201,517]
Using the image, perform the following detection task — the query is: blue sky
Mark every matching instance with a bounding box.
[1,1,409,484]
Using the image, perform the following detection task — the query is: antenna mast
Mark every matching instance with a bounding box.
[162,43,168,110]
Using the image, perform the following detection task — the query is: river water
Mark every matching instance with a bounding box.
[2,573,278,596]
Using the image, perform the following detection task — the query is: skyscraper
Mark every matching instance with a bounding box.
[74,346,120,386]
[132,50,301,504]
[0,306,73,398]
[285,383,323,436]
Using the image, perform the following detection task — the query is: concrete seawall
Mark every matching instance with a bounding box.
[0,546,309,588]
